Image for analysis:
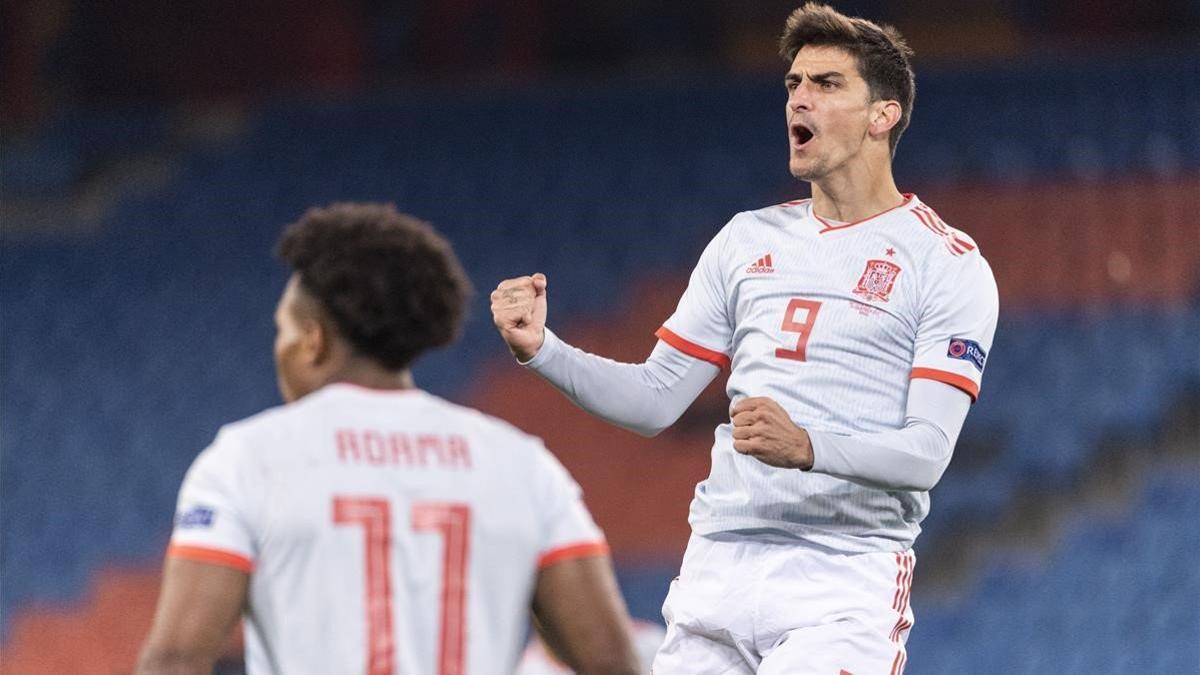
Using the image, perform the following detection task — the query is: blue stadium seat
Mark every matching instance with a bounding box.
[909,467,1200,673]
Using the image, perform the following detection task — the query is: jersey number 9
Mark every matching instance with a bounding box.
[775,298,823,362]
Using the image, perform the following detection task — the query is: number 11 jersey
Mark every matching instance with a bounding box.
[168,384,607,675]
[656,194,999,553]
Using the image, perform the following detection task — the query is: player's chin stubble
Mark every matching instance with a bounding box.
[790,158,827,181]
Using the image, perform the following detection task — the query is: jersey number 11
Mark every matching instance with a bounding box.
[334,497,470,675]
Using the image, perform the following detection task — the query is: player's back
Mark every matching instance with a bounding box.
[170,383,605,675]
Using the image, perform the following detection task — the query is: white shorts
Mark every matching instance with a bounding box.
[652,533,915,675]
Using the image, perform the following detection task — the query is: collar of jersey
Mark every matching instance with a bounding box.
[322,382,425,397]
[813,193,917,234]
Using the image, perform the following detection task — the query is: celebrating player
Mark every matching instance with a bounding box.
[136,204,640,675]
[491,4,998,674]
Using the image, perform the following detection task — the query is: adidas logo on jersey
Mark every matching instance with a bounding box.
[746,254,775,274]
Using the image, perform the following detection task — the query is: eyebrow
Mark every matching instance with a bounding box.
[785,70,846,85]
[809,71,844,82]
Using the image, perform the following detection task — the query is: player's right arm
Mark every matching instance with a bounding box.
[491,274,719,437]
[490,229,731,437]
[135,558,248,675]
[136,429,261,674]
[531,555,641,675]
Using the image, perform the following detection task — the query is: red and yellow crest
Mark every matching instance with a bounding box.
[853,259,901,302]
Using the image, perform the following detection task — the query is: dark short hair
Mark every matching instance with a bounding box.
[277,202,472,371]
[779,2,916,154]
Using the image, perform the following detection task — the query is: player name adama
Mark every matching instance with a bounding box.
[335,428,473,470]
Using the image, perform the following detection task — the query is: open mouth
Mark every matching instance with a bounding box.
[791,123,815,148]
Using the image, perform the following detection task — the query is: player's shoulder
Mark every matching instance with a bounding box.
[203,384,381,456]
[187,400,296,472]
[421,395,571,479]
[901,196,984,263]
[739,197,813,229]
[219,385,547,452]
[689,197,812,250]
[899,199,998,308]
[214,397,303,443]
[418,393,548,450]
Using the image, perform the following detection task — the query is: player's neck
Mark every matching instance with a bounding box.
[809,161,904,223]
[327,359,416,392]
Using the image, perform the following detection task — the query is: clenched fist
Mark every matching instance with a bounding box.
[491,273,548,362]
[730,397,814,470]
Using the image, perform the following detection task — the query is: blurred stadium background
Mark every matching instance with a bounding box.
[2,1,1199,673]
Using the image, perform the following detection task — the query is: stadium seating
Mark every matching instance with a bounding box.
[2,52,1198,669]
[0,107,168,197]
[909,467,1200,674]
[921,303,1200,542]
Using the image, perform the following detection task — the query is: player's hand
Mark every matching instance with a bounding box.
[730,397,814,470]
[491,273,549,362]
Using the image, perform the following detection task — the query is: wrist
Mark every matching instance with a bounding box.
[795,427,814,471]
[514,329,548,365]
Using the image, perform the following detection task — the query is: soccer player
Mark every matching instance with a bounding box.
[491,4,998,674]
[136,204,640,675]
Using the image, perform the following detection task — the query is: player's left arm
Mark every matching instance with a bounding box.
[731,379,969,490]
[135,558,248,675]
[734,252,998,491]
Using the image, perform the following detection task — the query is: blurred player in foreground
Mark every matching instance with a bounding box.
[492,4,998,674]
[136,203,640,675]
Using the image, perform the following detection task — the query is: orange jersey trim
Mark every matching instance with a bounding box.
[655,327,731,369]
[537,541,610,569]
[911,367,980,402]
[168,544,255,573]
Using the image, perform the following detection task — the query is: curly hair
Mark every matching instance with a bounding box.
[779,3,916,154]
[277,203,472,371]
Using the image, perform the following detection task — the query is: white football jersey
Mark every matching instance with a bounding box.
[658,195,998,552]
[168,384,606,675]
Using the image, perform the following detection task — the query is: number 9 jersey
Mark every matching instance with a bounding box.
[167,384,608,675]
[656,195,999,553]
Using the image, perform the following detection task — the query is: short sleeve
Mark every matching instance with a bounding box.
[657,225,733,368]
[911,253,999,402]
[167,428,259,572]
[531,445,608,569]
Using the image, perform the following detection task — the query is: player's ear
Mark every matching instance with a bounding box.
[300,316,333,366]
[869,99,902,139]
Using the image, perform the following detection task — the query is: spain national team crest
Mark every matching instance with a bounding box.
[853,259,902,302]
